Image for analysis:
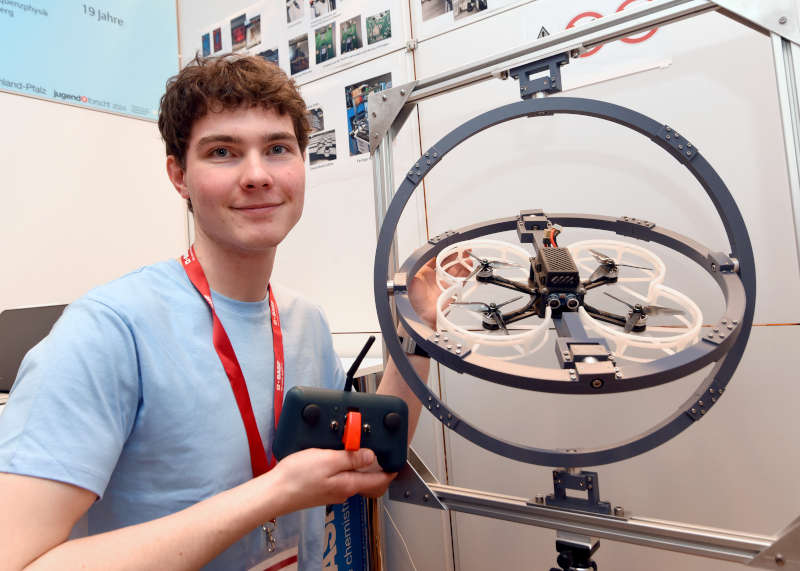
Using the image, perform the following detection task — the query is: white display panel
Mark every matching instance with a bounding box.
[0,0,178,121]
[183,0,411,87]
[0,91,187,311]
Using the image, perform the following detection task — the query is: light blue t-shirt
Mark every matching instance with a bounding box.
[0,259,345,570]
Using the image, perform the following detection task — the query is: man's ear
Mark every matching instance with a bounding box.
[166,155,189,200]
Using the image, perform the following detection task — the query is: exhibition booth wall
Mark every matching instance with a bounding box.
[3,1,799,569]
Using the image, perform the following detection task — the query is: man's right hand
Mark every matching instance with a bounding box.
[268,448,396,516]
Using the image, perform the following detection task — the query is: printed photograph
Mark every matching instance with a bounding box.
[201,33,211,57]
[315,23,336,64]
[286,0,304,24]
[257,48,279,65]
[421,0,452,21]
[366,11,392,44]
[213,27,222,52]
[344,72,392,155]
[246,14,261,48]
[454,0,488,21]
[231,14,246,51]
[340,16,363,54]
[289,34,310,74]
[308,130,337,165]
[310,0,336,19]
[308,107,324,133]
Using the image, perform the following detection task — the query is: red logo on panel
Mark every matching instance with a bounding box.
[566,0,659,57]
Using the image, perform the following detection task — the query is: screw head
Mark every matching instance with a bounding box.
[591,379,604,389]
[779,16,788,25]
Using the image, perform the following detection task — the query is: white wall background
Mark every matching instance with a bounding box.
[0,92,187,311]
[4,1,797,569]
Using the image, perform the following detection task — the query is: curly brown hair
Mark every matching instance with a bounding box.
[158,55,310,170]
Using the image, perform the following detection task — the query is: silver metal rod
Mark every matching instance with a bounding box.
[771,32,800,274]
[408,0,716,104]
[428,483,773,565]
[371,133,400,365]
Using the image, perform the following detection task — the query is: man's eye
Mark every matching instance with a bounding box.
[211,148,229,158]
[271,144,288,154]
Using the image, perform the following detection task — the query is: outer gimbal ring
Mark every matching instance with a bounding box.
[373,97,756,467]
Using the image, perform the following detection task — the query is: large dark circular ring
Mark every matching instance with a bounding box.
[373,97,756,467]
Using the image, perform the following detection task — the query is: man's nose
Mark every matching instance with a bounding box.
[241,151,273,189]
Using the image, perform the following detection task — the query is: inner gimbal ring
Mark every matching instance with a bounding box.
[373,97,756,467]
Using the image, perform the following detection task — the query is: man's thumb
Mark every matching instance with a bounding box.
[352,448,375,469]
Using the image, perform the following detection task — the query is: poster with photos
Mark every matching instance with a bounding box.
[230,14,247,51]
[366,10,391,44]
[415,0,517,38]
[196,4,265,62]
[281,0,404,82]
[344,72,392,156]
[289,34,310,74]
[340,16,363,54]
[315,22,336,64]
[286,0,304,24]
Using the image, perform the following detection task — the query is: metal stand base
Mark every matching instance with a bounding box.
[550,534,600,571]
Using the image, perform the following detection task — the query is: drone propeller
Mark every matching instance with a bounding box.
[587,249,653,283]
[604,292,685,333]
[451,295,524,335]
[463,251,524,281]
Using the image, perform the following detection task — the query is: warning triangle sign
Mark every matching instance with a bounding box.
[538,26,549,38]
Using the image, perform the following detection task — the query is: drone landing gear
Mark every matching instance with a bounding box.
[550,533,600,571]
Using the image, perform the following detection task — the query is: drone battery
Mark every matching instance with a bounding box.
[534,248,580,290]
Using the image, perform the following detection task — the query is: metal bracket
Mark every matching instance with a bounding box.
[657,124,699,164]
[428,330,472,360]
[615,215,656,240]
[715,0,800,44]
[543,470,612,515]
[517,209,550,243]
[367,80,418,154]
[389,447,447,510]
[685,379,725,421]
[428,229,457,245]
[708,251,738,273]
[747,515,800,568]
[509,53,569,100]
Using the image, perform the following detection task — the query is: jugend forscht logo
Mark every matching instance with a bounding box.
[53,89,88,103]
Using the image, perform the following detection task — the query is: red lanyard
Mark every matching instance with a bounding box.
[181,246,285,477]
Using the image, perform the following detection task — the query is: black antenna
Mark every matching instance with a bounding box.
[344,335,376,392]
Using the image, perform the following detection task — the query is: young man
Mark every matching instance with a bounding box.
[0,56,445,569]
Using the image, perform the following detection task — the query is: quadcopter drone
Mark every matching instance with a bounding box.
[374,93,755,471]
[433,230,702,363]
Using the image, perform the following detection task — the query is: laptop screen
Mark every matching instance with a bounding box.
[0,305,67,393]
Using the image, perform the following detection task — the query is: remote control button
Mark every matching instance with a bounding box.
[302,404,321,425]
[343,411,362,451]
[383,412,402,431]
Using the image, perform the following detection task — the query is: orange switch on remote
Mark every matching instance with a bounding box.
[342,411,362,451]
